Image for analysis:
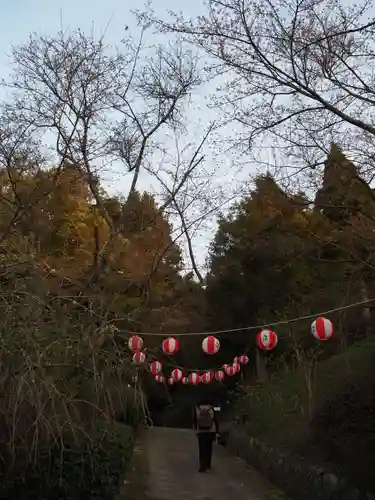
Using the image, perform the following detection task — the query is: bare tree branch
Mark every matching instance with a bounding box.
[4,27,203,283]
[145,125,215,283]
[143,0,375,180]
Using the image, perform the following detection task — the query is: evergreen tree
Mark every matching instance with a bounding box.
[315,143,375,224]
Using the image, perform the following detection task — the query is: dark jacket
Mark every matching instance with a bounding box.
[193,404,219,433]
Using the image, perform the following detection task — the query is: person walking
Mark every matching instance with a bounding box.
[193,397,220,473]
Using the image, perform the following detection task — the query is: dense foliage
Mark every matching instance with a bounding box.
[206,144,375,375]
[0,162,205,496]
[205,144,375,490]
[0,422,134,500]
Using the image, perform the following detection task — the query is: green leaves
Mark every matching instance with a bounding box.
[206,157,375,372]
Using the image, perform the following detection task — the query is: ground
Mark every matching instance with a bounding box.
[117,427,287,500]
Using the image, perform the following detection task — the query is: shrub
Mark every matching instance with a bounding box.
[227,338,375,491]
[0,421,134,500]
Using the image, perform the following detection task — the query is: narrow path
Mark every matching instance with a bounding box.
[118,427,288,500]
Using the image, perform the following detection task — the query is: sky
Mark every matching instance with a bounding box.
[0,0,248,275]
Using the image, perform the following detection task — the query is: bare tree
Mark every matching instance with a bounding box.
[110,38,201,201]
[5,30,122,234]
[143,0,375,182]
[0,109,50,245]
[4,27,203,279]
[145,123,215,283]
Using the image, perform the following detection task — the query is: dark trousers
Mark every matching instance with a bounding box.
[197,432,215,470]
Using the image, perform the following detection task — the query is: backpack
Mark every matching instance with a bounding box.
[197,405,214,430]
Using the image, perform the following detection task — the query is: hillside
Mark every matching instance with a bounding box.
[229,337,375,491]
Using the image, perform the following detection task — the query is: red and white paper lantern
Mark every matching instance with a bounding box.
[171,368,183,382]
[162,337,180,355]
[224,365,236,376]
[202,336,220,355]
[132,350,146,364]
[311,317,334,341]
[188,372,200,385]
[239,355,249,365]
[234,363,241,373]
[182,376,189,384]
[201,371,214,384]
[257,328,278,350]
[168,377,174,385]
[128,335,143,352]
[150,361,162,376]
[215,370,225,382]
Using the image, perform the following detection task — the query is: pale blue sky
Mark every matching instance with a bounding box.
[0,0,248,273]
[0,0,204,77]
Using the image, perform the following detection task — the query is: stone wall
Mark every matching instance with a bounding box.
[224,424,375,500]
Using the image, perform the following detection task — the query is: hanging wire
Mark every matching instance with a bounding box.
[116,296,375,337]
[128,297,374,376]
[166,356,245,373]
[135,344,242,373]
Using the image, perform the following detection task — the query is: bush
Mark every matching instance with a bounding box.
[228,337,375,491]
[310,370,375,491]
[0,421,134,500]
[229,337,375,449]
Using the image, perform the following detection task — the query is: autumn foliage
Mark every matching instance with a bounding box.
[0,160,207,495]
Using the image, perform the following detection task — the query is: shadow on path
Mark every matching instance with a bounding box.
[117,427,288,500]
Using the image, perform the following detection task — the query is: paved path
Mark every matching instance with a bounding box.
[118,427,288,500]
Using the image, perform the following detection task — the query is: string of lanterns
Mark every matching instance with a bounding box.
[128,317,334,386]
